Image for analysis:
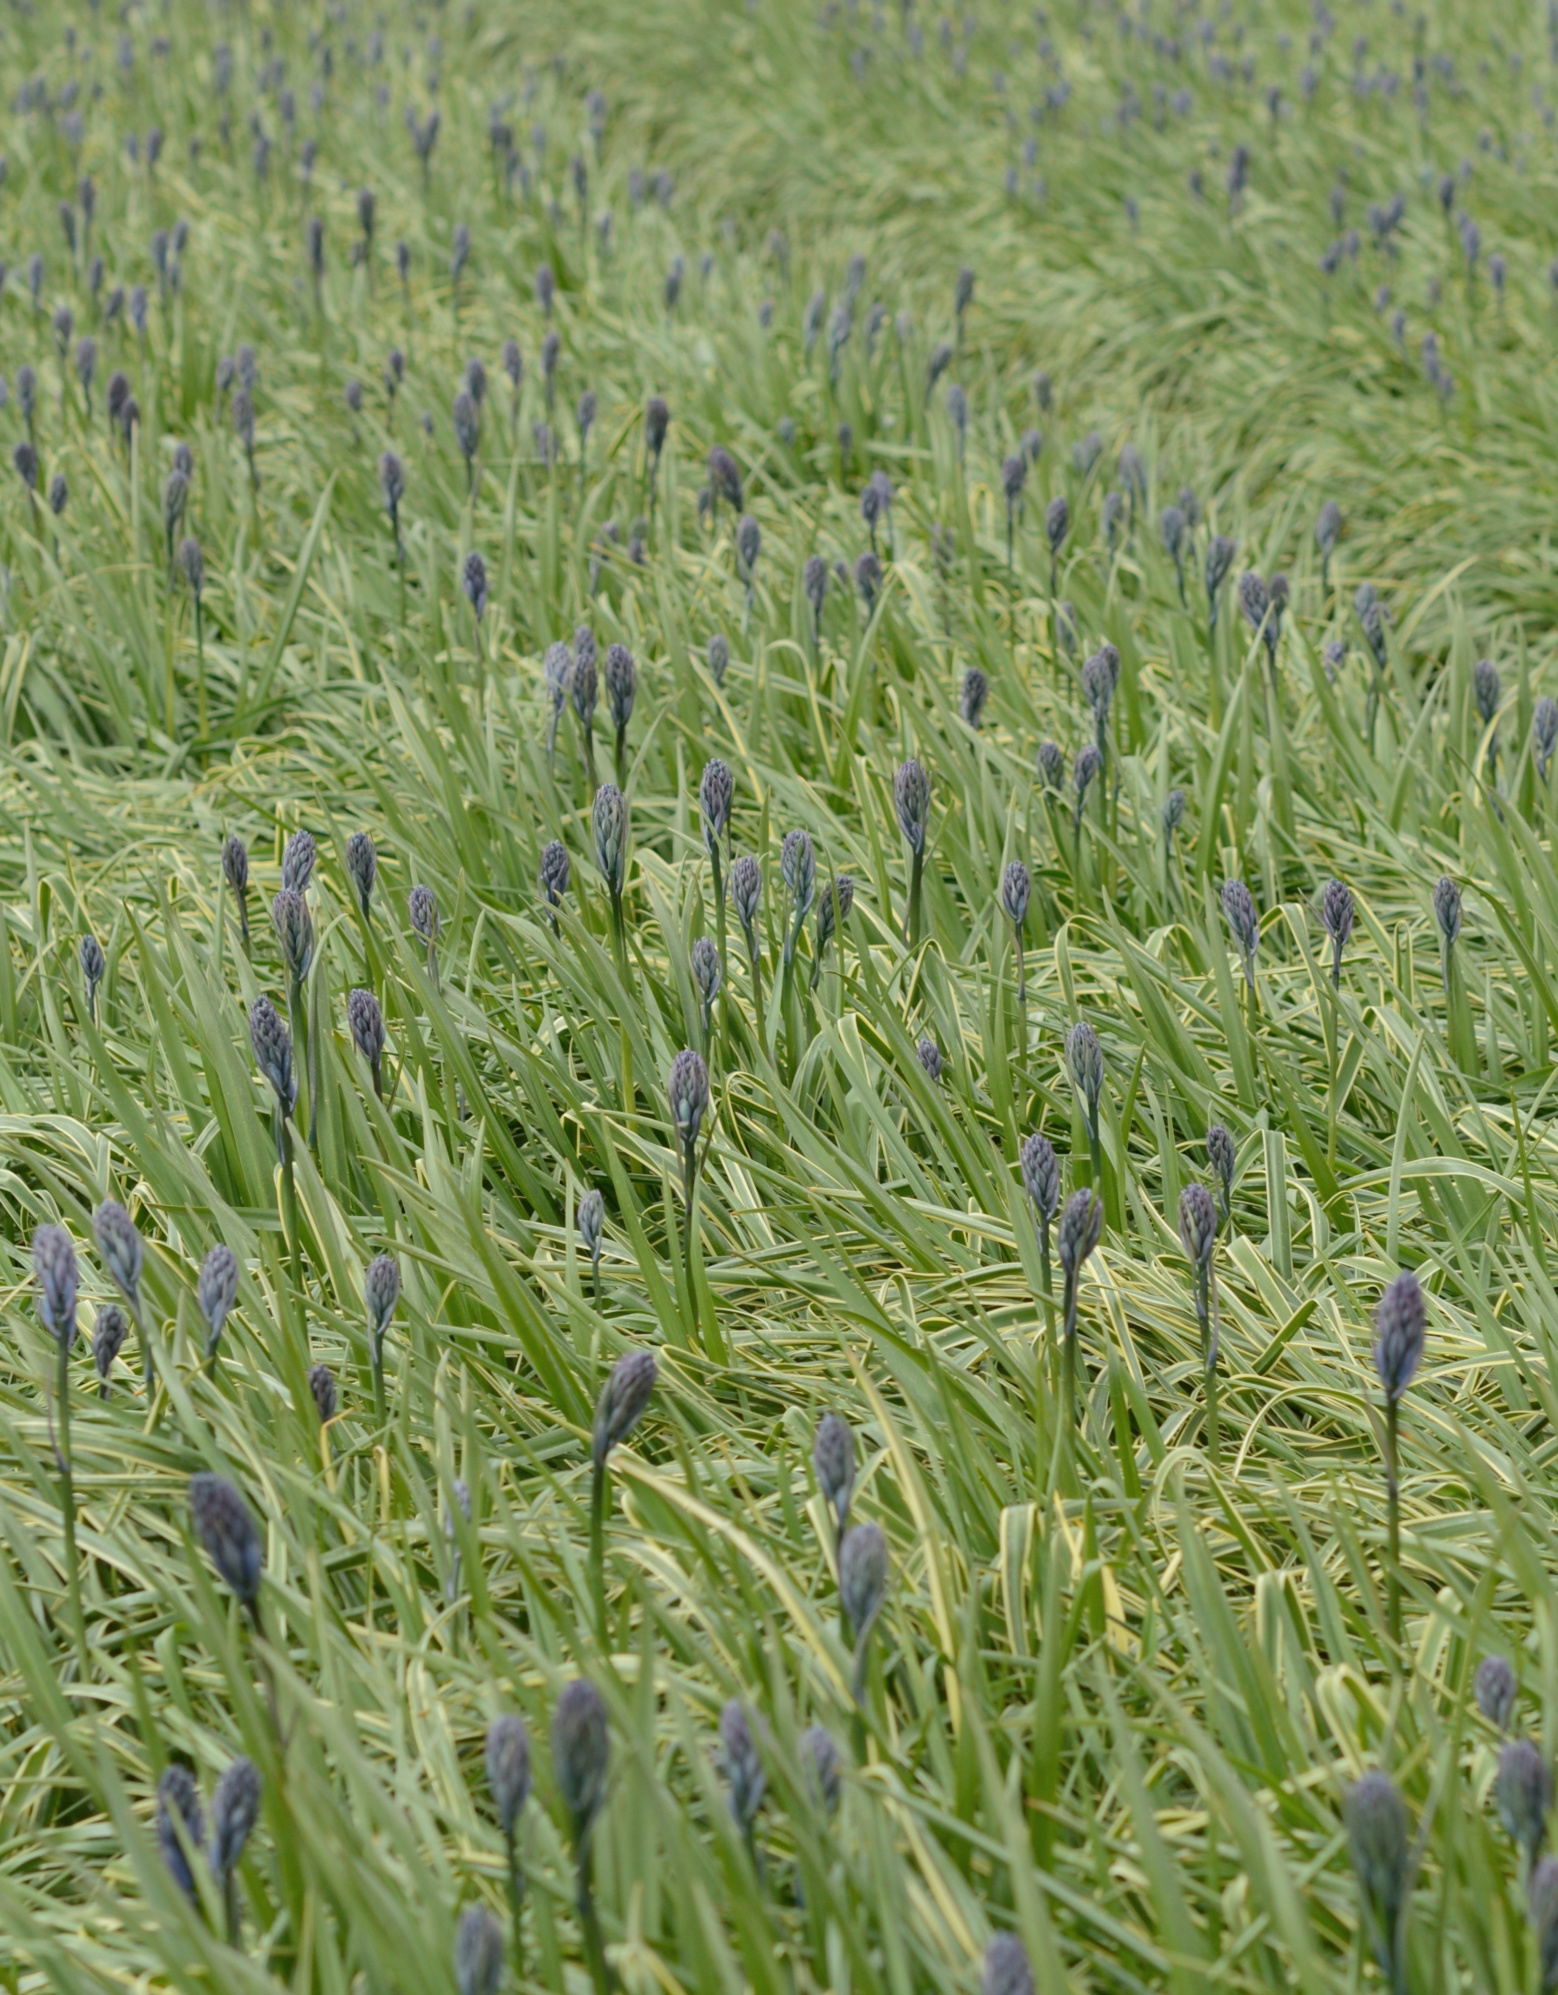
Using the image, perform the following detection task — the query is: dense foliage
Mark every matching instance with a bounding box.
[2,0,1557,1990]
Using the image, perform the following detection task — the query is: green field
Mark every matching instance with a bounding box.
[1,0,1557,1989]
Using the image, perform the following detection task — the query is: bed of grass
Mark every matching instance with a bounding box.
[2,0,1557,1990]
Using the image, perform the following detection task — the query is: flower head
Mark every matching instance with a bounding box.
[893,760,931,853]
[839,1520,888,1636]
[486,1712,532,1838]
[188,1471,264,1607]
[1374,1270,1426,1404]
[33,1224,79,1350]
[198,1243,239,1354]
[209,1756,261,1881]
[813,1411,856,1530]
[592,1347,658,1468]
[552,1678,610,1843]
[93,1199,144,1311]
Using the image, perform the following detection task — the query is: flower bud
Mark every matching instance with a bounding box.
[189,1471,263,1607]
[1221,878,1259,967]
[1178,1183,1217,1269]
[93,1304,128,1389]
[271,888,314,983]
[1207,1124,1236,1212]
[198,1243,239,1355]
[1534,698,1558,781]
[572,629,599,726]
[486,1712,532,1838]
[1343,1771,1409,1962]
[249,997,297,1116]
[692,936,721,1009]
[668,1048,710,1153]
[781,829,816,916]
[281,828,316,895]
[839,1520,888,1637]
[893,760,931,853]
[1433,875,1461,947]
[80,933,105,1013]
[1320,879,1354,971]
[1374,1270,1426,1404]
[348,988,385,1073]
[156,1765,205,1901]
[813,1411,856,1530]
[605,644,635,733]
[1066,1020,1102,1114]
[1475,1654,1518,1731]
[308,1363,337,1423]
[345,832,377,919]
[365,1254,400,1344]
[700,759,733,854]
[592,783,627,894]
[803,1723,841,1814]
[222,834,249,904]
[455,1905,504,1995]
[209,1755,261,1881]
[1205,533,1237,605]
[592,1347,658,1468]
[408,884,438,947]
[719,1699,766,1827]
[1081,650,1114,725]
[1020,1133,1060,1221]
[577,1189,605,1263]
[552,1678,610,1842]
[917,1035,942,1082]
[1057,1187,1103,1279]
[730,856,762,935]
[540,840,571,908]
[1000,860,1030,930]
[1474,658,1501,728]
[983,1933,1034,1995]
[93,1198,144,1311]
[1498,1737,1552,1864]
[33,1223,79,1350]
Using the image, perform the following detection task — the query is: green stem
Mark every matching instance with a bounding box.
[505,1832,526,1987]
[682,1148,699,1278]
[194,597,207,741]
[56,1342,87,1671]
[371,1335,386,1429]
[307,967,319,1152]
[132,1296,155,1395]
[1385,1397,1401,1647]
[906,846,924,948]
[577,1841,612,1995]
[280,1119,301,1290]
[745,929,765,1058]
[590,1459,607,1641]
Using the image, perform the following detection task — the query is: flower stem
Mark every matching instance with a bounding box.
[1385,1397,1401,1646]
[577,1840,611,1995]
[55,1341,87,1671]
[589,1459,607,1641]
[505,1830,526,1987]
